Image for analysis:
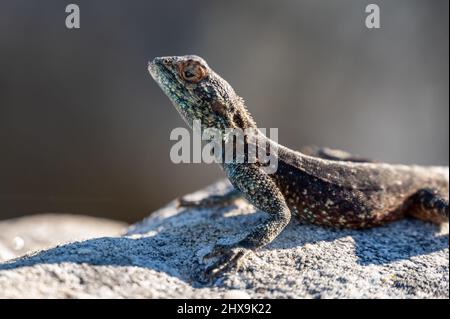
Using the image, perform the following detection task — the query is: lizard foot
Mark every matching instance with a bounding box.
[176,196,226,209]
[176,197,199,208]
[177,190,242,209]
[202,244,249,281]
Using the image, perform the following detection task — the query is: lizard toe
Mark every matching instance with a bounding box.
[176,197,199,208]
[202,245,249,281]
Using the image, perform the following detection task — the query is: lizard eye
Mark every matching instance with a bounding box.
[178,60,207,83]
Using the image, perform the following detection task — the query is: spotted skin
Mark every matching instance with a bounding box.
[148,55,449,279]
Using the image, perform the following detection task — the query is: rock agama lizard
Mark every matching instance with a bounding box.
[148,55,449,277]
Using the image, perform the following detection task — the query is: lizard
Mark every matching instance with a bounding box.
[147,55,449,278]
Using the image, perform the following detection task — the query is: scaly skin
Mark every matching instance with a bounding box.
[148,55,449,279]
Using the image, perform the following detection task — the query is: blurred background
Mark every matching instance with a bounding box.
[0,0,448,223]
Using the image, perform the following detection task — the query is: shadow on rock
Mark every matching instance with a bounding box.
[0,208,447,285]
[269,218,448,266]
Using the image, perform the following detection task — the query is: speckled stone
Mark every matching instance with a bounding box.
[0,180,448,298]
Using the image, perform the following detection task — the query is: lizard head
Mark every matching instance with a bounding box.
[148,55,256,132]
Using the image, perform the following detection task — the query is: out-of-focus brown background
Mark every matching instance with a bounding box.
[0,0,448,223]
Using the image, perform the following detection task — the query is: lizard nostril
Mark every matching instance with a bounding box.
[154,57,171,67]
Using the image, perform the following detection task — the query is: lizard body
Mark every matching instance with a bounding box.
[148,55,449,277]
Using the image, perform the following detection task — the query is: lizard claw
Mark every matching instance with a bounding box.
[176,196,219,208]
[177,196,210,208]
[202,244,249,281]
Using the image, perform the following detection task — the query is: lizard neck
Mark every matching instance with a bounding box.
[221,95,258,131]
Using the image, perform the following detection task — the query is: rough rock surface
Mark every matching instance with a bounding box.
[0,180,448,298]
[0,214,127,261]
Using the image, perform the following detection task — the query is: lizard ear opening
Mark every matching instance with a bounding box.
[211,101,228,117]
[233,112,245,128]
[178,60,207,83]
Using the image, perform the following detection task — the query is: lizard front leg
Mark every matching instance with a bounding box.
[203,163,291,279]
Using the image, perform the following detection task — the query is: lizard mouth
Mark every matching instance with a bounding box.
[148,56,180,81]
[148,57,171,79]
[147,60,158,78]
[147,58,184,100]
[147,57,198,127]
[147,59,167,83]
